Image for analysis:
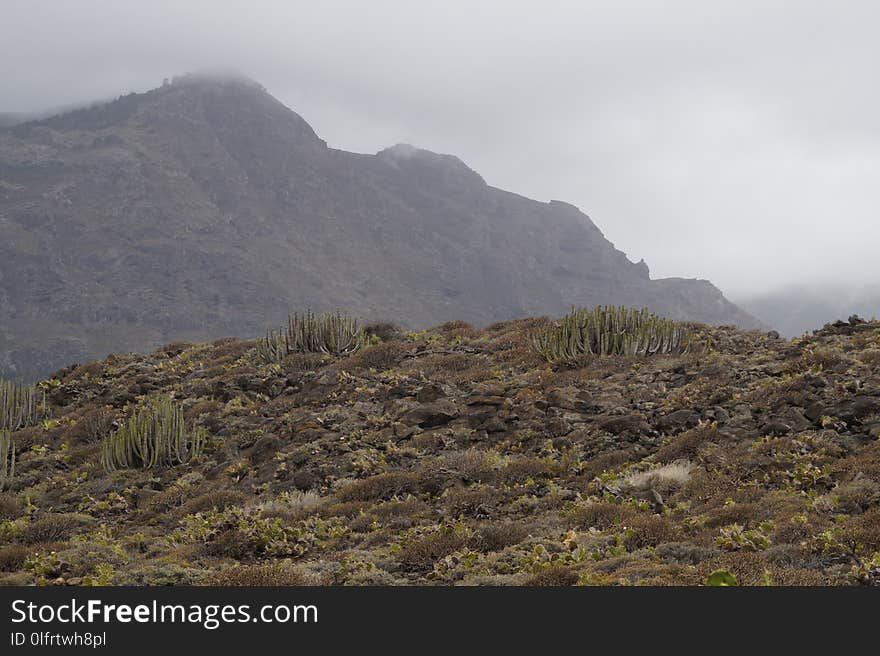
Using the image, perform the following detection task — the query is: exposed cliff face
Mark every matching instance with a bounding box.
[0,73,758,381]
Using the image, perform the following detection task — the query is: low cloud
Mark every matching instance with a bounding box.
[3,0,879,298]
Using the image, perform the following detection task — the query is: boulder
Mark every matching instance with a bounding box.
[400,400,459,427]
[655,409,700,432]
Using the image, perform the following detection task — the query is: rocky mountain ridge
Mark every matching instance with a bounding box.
[0,73,757,381]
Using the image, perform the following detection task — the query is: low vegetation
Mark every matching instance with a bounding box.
[531,306,696,362]
[0,431,14,491]
[0,312,879,586]
[0,379,45,431]
[100,396,205,471]
[257,310,366,363]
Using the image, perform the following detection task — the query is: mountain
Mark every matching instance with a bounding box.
[2,317,878,586]
[0,99,109,128]
[0,114,29,128]
[738,284,880,337]
[0,73,758,381]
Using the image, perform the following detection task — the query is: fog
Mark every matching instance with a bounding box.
[2,0,879,302]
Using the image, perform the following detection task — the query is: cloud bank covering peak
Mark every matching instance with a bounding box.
[2,0,879,301]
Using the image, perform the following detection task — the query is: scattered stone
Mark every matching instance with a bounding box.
[656,409,700,432]
[400,400,459,427]
[416,383,446,403]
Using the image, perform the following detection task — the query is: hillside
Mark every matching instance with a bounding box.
[0,73,757,381]
[1,315,879,586]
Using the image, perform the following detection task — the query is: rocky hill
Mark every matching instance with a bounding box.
[1,316,879,586]
[0,73,757,381]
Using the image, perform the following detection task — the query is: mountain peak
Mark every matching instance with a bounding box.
[377,143,485,185]
[0,77,757,381]
[166,70,266,92]
[9,71,325,152]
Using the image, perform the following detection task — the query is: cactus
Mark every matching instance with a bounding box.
[257,310,365,363]
[531,306,694,362]
[101,396,205,472]
[0,430,14,491]
[705,569,738,586]
[0,378,46,431]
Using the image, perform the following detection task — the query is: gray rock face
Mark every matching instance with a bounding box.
[0,73,759,381]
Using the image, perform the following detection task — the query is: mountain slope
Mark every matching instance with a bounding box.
[0,73,757,381]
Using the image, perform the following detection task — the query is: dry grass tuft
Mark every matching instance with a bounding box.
[203,563,308,586]
[17,513,95,544]
[656,424,720,463]
[344,341,407,371]
[619,462,694,500]
[568,501,635,531]
[336,472,437,502]
[623,514,677,551]
[526,564,579,586]
[397,527,470,571]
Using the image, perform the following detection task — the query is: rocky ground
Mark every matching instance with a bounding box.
[2,316,880,586]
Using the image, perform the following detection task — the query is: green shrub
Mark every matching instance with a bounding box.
[0,431,14,491]
[0,379,45,431]
[17,513,96,544]
[258,310,366,363]
[176,506,347,560]
[531,306,695,362]
[101,396,205,471]
[716,522,772,552]
[705,569,738,586]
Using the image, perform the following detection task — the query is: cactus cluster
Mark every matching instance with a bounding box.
[0,378,45,431]
[101,396,205,472]
[531,306,694,362]
[257,310,365,363]
[0,430,14,491]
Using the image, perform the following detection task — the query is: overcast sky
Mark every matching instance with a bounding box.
[2,0,878,300]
